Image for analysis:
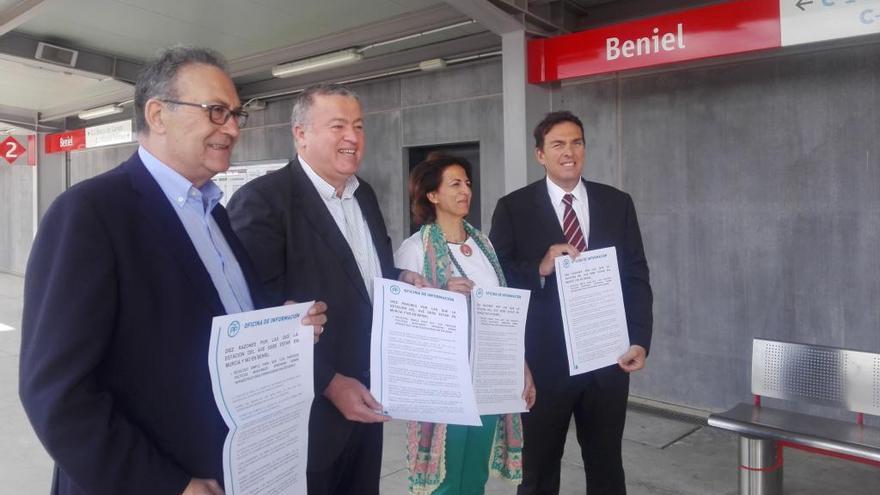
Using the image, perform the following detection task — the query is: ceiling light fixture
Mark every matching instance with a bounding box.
[272,49,364,78]
[418,58,447,71]
[77,104,124,120]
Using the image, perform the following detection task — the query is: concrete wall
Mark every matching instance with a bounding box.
[555,41,880,411]
[234,60,504,247]
[0,144,34,275]
[68,143,138,186]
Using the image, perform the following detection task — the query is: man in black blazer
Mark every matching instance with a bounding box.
[490,111,653,495]
[227,84,426,495]
[18,47,325,495]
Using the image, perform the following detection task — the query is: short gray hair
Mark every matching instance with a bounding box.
[135,45,229,134]
[290,84,361,127]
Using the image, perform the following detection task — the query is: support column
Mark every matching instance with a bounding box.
[501,29,554,193]
[35,133,66,221]
[442,0,557,193]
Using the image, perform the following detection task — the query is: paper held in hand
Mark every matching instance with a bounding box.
[208,303,315,495]
[470,286,530,415]
[370,279,481,426]
[554,246,630,375]
[369,279,531,425]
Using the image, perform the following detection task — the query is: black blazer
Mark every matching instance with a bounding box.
[19,153,266,495]
[226,157,400,470]
[490,178,653,393]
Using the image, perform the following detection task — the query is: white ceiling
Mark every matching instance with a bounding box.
[15,0,441,62]
[0,0,458,128]
[0,56,132,112]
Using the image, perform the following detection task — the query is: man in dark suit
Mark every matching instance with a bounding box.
[227,84,426,495]
[18,46,325,495]
[490,111,653,495]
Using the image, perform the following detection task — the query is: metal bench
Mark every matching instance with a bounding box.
[708,338,880,495]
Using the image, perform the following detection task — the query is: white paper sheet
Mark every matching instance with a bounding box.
[470,286,530,415]
[370,279,481,426]
[555,246,630,375]
[208,303,314,495]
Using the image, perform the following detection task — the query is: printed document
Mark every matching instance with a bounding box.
[470,286,530,415]
[208,303,314,495]
[370,279,481,426]
[555,247,629,375]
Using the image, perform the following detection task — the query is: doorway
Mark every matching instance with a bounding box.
[405,142,480,235]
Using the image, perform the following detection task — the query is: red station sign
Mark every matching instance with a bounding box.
[45,128,86,154]
[1,135,27,165]
[528,0,781,83]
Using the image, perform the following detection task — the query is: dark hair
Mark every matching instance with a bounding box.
[533,110,585,149]
[291,83,361,127]
[409,155,473,225]
[134,46,229,135]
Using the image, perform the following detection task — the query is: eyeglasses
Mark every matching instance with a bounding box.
[160,99,249,128]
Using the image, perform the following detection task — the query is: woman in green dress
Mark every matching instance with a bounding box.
[395,155,536,495]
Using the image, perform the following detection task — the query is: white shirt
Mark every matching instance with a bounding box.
[395,231,500,288]
[546,177,590,249]
[299,157,383,301]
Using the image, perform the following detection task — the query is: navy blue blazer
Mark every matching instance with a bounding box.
[490,178,653,393]
[227,158,401,471]
[19,153,266,495]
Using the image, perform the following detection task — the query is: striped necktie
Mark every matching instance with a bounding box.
[562,193,587,251]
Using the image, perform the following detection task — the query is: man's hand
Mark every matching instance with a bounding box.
[324,373,391,423]
[618,345,647,373]
[522,362,536,410]
[399,269,431,288]
[445,276,475,296]
[285,300,328,343]
[182,479,224,495]
[538,243,580,277]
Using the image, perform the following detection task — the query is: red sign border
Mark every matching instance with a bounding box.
[528,0,781,84]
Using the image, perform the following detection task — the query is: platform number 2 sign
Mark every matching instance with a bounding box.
[1,136,26,165]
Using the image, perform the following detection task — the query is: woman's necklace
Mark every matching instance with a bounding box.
[447,249,468,279]
[446,234,473,257]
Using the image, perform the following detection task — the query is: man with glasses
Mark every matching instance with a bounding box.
[19,46,326,495]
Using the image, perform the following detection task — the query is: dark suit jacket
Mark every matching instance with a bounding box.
[226,157,401,470]
[490,178,653,393]
[19,153,266,495]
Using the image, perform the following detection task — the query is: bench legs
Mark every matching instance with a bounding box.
[739,436,783,495]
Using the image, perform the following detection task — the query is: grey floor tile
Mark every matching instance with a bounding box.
[382,419,408,476]
[623,408,700,449]
[0,357,52,493]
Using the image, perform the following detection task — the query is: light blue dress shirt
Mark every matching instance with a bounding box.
[139,146,255,314]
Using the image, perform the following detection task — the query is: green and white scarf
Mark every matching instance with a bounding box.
[406,221,524,495]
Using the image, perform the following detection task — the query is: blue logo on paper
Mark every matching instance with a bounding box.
[390,285,401,295]
[475,288,484,298]
[228,321,241,338]
[562,259,571,269]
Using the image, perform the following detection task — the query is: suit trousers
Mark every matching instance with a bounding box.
[307,422,383,495]
[517,371,629,495]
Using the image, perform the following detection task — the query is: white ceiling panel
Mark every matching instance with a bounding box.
[1,0,484,125]
[15,0,442,61]
[0,57,131,112]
